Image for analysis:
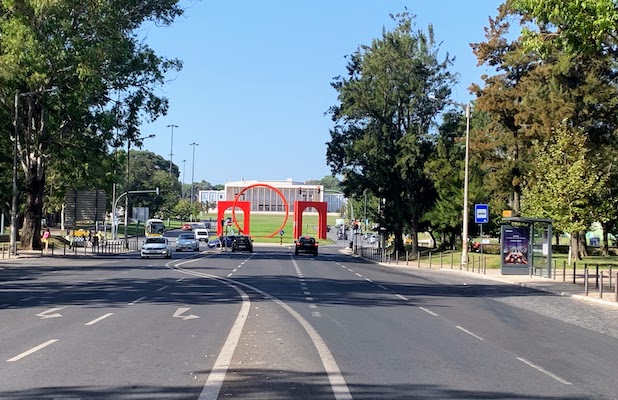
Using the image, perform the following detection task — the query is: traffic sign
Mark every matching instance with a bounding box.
[475,204,489,224]
[279,230,284,236]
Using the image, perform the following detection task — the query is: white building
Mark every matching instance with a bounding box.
[198,179,346,213]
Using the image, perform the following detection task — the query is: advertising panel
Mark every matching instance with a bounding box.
[501,225,530,274]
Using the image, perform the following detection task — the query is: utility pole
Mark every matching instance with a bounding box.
[167,124,178,179]
[189,142,199,221]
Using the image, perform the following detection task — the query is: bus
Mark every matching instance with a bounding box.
[145,218,165,237]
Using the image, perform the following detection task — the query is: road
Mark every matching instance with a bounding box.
[0,240,617,399]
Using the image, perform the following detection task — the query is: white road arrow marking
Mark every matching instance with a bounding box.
[36,307,66,319]
[173,307,200,320]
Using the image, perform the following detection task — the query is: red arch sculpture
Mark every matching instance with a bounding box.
[232,183,290,238]
[216,201,251,236]
[293,201,328,240]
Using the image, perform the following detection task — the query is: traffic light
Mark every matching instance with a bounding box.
[220,218,225,227]
[298,187,302,195]
[317,187,321,194]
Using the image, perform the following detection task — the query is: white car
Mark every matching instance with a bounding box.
[141,237,172,259]
[194,228,209,242]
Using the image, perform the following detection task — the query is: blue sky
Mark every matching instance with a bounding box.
[140,0,503,186]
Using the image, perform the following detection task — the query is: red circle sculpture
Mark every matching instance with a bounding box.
[232,183,289,238]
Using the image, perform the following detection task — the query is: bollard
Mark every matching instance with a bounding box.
[440,251,443,269]
[584,268,589,296]
[600,271,604,299]
[484,257,487,274]
[396,250,399,265]
[472,256,475,273]
[451,251,454,269]
[595,264,600,289]
[429,252,432,269]
[573,262,577,284]
[615,272,618,302]
[609,266,613,291]
[563,261,566,282]
[417,251,421,268]
[553,260,557,280]
[406,250,409,266]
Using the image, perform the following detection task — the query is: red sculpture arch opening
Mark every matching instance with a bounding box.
[216,201,251,236]
[293,201,328,240]
[230,183,290,238]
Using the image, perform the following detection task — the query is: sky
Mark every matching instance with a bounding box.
[139,0,504,187]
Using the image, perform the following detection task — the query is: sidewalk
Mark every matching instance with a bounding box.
[344,249,618,309]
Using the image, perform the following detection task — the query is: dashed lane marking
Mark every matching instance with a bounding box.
[7,339,58,362]
[419,307,439,316]
[516,357,572,385]
[128,296,146,306]
[85,313,114,326]
[456,326,484,341]
[396,294,408,301]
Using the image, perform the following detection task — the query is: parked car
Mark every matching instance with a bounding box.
[141,237,172,259]
[295,236,318,256]
[176,233,200,252]
[194,228,209,242]
[232,235,253,252]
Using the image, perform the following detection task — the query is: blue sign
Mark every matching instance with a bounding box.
[475,204,489,224]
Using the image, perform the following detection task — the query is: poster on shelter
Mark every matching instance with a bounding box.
[502,226,529,265]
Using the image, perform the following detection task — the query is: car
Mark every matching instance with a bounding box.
[191,222,206,230]
[295,236,318,256]
[194,228,209,242]
[141,237,172,259]
[181,223,192,231]
[176,233,200,252]
[207,236,235,248]
[232,235,253,252]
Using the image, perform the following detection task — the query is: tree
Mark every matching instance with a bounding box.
[0,0,183,249]
[326,12,456,254]
[521,123,607,260]
[509,0,618,55]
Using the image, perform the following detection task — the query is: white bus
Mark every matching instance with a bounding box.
[145,218,165,237]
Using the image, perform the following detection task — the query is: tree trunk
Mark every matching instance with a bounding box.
[569,232,580,261]
[21,172,45,250]
[578,231,588,258]
[601,222,609,257]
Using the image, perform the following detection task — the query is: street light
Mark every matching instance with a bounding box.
[122,133,155,247]
[10,87,58,255]
[189,142,199,220]
[181,159,187,199]
[167,124,178,178]
[430,95,471,266]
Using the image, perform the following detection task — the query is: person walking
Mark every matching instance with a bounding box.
[42,228,51,253]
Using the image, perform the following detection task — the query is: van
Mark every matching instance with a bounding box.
[194,228,209,242]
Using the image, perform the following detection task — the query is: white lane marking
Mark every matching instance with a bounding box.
[311,311,322,318]
[347,268,353,272]
[355,273,362,277]
[36,307,66,319]
[173,307,200,320]
[456,326,484,341]
[306,297,314,301]
[232,268,238,272]
[173,257,352,400]
[128,296,146,305]
[365,278,373,283]
[308,303,318,309]
[517,357,572,385]
[303,291,311,295]
[227,273,233,277]
[19,296,36,302]
[419,307,439,316]
[156,285,169,292]
[7,339,58,362]
[377,284,388,291]
[396,294,408,301]
[85,313,114,326]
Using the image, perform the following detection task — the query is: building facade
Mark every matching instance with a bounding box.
[198,179,346,214]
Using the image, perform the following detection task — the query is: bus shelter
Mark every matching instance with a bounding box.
[501,217,553,277]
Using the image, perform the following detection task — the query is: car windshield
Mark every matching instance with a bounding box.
[178,234,194,240]
[146,238,166,244]
[236,236,250,243]
[299,237,315,245]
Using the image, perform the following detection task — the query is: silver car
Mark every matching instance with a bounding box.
[176,232,200,252]
[141,237,172,259]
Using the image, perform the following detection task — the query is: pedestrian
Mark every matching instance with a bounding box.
[42,228,51,253]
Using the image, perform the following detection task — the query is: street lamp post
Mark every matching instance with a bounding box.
[167,124,178,178]
[189,142,199,221]
[10,87,58,255]
[122,134,155,247]
[181,159,187,199]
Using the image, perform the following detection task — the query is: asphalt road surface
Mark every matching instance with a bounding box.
[0,242,616,399]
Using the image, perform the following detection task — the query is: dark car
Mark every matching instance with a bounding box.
[295,236,318,256]
[232,235,253,252]
[207,235,235,248]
